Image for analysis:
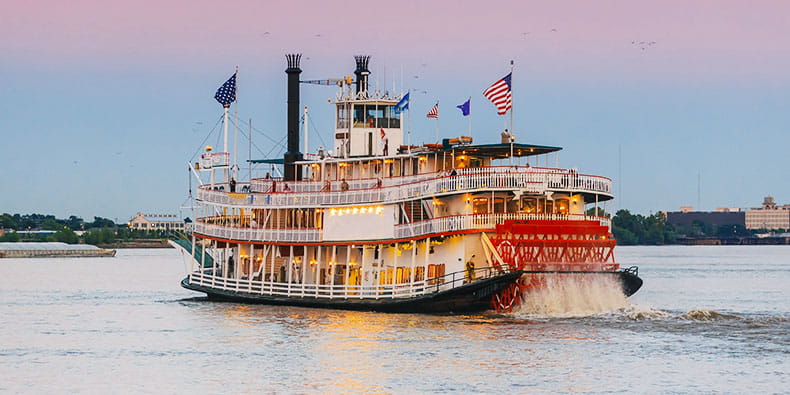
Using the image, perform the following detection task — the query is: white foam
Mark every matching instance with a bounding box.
[513,273,629,318]
[620,304,671,320]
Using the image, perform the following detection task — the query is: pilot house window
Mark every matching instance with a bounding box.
[345,105,401,128]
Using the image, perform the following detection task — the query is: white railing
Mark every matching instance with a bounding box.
[394,213,611,239]
[198,167,612,208]
[189,271,438,299]
[187,265,502,300]
[193,212,610,243]
[193,221,321,242]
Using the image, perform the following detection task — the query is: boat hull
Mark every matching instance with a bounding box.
[181,269,642,313]
[181,271,524,314]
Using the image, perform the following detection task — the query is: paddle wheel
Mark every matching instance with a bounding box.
[489,219,618,312]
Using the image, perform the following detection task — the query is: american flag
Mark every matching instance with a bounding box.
[426,103,439,118]
[483,72,512,115]
[214,72,237,107]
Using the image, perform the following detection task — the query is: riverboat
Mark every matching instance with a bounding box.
[172,54,642,313]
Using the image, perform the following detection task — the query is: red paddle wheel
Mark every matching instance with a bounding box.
[490,219,618,312]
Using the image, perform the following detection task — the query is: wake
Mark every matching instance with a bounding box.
[509,273,752,322]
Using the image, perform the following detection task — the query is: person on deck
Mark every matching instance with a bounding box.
[282,183,291,192]
[227,253,235,278]
[340,179,349,191]
[465,256,476,283]
[229,177,237,193]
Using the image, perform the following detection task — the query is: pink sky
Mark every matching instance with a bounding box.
[2,0,789,218]
[3,0,788,81]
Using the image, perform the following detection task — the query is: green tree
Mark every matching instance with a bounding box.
[0,213,16,229]
[40,218,62,231]
[0,231,20,242]
[52,228,79,244]
[88,217,115,229]
[611,210,677,245]
[65,215,85,230]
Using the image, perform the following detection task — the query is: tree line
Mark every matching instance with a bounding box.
[0,210,760,246]
[589,208,759,245]
[0,213,187,244]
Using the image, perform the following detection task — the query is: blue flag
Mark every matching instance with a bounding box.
[395,92,410,114]
[456,98,470,116]
[214,72,237,107]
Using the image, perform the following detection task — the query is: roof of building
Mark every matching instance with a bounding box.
[131,213,185,223]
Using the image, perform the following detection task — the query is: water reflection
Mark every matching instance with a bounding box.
[3,247,788,393]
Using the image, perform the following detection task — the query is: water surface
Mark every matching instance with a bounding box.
[1,246,787,392]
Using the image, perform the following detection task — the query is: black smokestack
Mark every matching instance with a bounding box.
[354,55,370,94]
[284,53,303,181]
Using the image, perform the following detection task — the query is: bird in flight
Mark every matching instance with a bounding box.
[631,40,657,50]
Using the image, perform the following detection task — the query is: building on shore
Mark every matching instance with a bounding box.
[745,196,790,230]
[666,207,745,229]
[128,213,186,231]
[667,197,790,232]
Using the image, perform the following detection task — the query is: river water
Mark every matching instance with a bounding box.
[1,246,787,393]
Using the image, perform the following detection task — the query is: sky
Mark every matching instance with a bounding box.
[1,0,789,222]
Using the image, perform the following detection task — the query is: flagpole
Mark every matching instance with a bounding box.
[407,98,411,154]
[435,101,440,144]
[234,66,239,178]
[248,118,252,180]
[509,60,514,137]
[509,60,514,166]
[223,104,229,182]
[467,97,472,140]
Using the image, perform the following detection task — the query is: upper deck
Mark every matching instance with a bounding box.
[197,165,612,208]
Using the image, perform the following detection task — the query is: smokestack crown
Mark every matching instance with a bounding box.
[354,55,371,94]
[286,53,302,72]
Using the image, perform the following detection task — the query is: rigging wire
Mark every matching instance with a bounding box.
[189,113,224,162]
[225,116,287,180]
[228,117,287,163]
[307,113,328,150]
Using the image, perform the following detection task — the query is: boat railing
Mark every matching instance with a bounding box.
[394,212,612,239]
[198,168,612,208]
[188,265,506,300]
[193,221,322,242]
[192,212,611,242]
